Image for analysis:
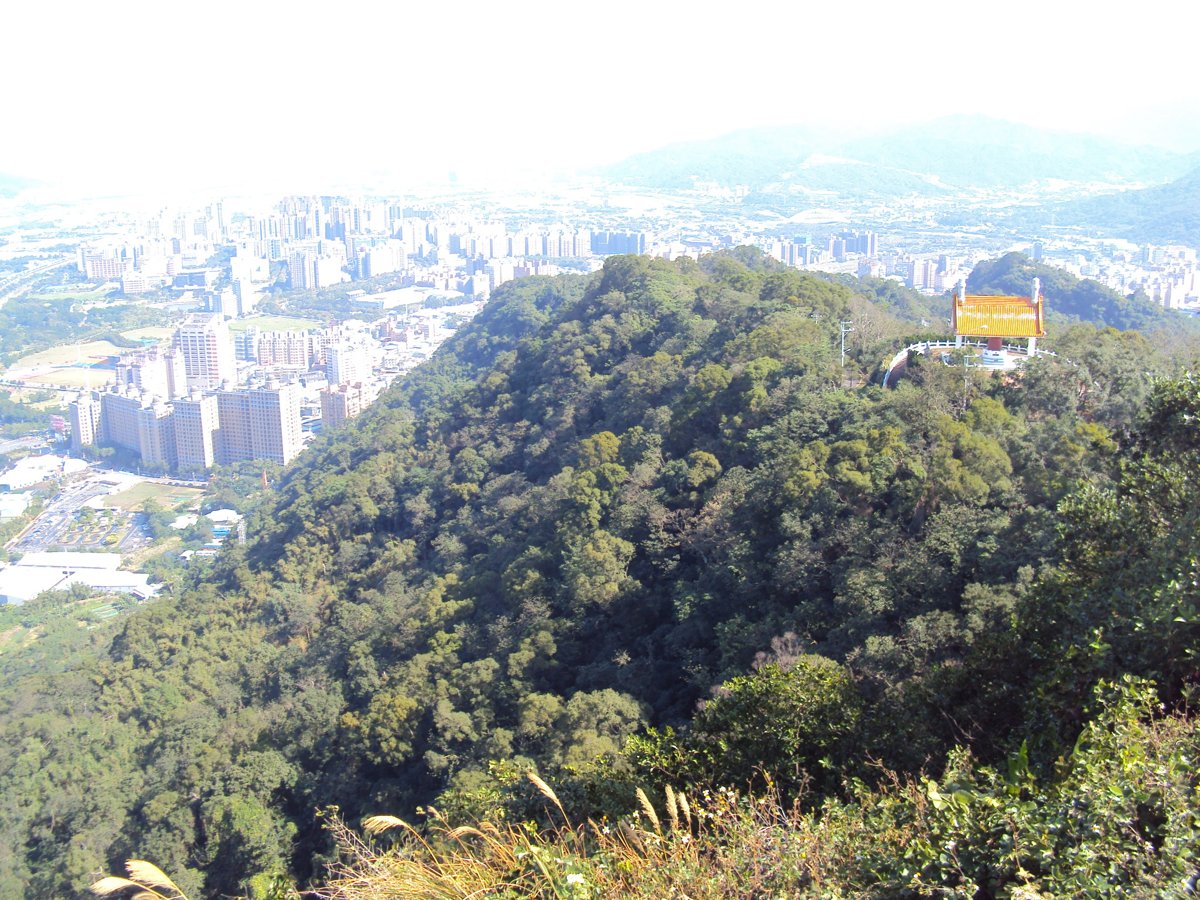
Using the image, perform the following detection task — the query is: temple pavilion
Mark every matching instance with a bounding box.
[952,277,1045,365]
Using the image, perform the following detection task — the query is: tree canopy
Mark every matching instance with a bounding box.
[0,253,1197,896]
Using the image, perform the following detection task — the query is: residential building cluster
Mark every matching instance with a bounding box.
[66,294,481,473]
[73,193,662,309]
[1038,242,1200,310]
[68,313,303,472]
[77,202,229,296]
[57,169,1200,324]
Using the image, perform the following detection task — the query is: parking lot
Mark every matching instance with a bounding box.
[10,472,153,554]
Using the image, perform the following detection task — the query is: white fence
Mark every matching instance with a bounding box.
[881,340,1061,388]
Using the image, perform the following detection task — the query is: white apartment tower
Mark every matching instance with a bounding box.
[137,402,176,471]
[175,313,236,391]
[326,342,370,385]
[215,380,303,466]
[172,393,220,473]
[100,389,147,454]
[116,346,188,400]
[69,391,102,452]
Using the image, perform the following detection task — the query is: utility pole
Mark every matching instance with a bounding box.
[839,320,855,367]
[960,353,971,415]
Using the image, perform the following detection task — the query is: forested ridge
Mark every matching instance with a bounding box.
[968,250,1182,332]
[2,252,1199,897]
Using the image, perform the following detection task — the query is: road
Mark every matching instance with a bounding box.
[0,257,76,309]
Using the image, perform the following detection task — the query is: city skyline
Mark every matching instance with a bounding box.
[4,0,1200,199]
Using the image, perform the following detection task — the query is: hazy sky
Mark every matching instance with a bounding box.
[4,0,1199,196]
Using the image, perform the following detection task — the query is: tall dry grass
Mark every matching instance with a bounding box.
[91,859,190,900]
[310,772,897,899]
[86,771,911,898]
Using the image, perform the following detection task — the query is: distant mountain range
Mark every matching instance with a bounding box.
[0,172,34,198]
[598,116,1200,198]
[1045,166,1200,245]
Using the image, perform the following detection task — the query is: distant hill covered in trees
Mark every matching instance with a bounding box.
[1049,165,1200,245]
[968,251,1181,332]
[598,116,1198,198]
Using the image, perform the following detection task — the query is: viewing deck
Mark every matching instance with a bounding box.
[881,339,1062,387]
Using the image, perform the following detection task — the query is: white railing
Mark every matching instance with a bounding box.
[880,341,1063,387]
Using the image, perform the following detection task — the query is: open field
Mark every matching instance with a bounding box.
[106,482,203,512]
[227,315,319,333]
[121,326,174,342]
[5,348,118,388]
[121,534,183,569]
[5,386,67,406]
[1,327,172,389]
[27,289,114,302]
[21,368,115,389]
[10,339,124,370]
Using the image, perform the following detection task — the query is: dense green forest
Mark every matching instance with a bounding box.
[2,253,1199,897]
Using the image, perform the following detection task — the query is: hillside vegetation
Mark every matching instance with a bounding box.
[968,251,1182,333]
[1051,165,1200,245]
[2,253,1198,897]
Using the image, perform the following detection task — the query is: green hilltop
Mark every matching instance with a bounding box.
[3,253,1200,897]
[968,250,1181,332]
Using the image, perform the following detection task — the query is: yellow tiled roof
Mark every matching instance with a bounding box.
[953,294,1045,338]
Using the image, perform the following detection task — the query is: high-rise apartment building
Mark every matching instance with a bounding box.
[78,248,131,280]
[137,402,176,470]
[234,327,260,362]
[175,313,236,391]
[326,342,370,386]
[314,253,346,289]
[289,249,315,290]
[215,381,303,466]
[116,346,187,400]
[172,393,219,473]
[257,331,312,368]
[361,239,406,278]
[232,279,259,316]
[69,391,102,452]
[100,389,147,453]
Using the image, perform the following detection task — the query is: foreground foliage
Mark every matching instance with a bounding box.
[145,678,1186,898]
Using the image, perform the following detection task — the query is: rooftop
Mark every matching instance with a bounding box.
[953,293,1045,339]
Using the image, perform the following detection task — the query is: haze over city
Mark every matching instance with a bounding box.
[5,0,1200,198]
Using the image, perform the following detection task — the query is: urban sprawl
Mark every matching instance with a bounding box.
[5,185,1200,481]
